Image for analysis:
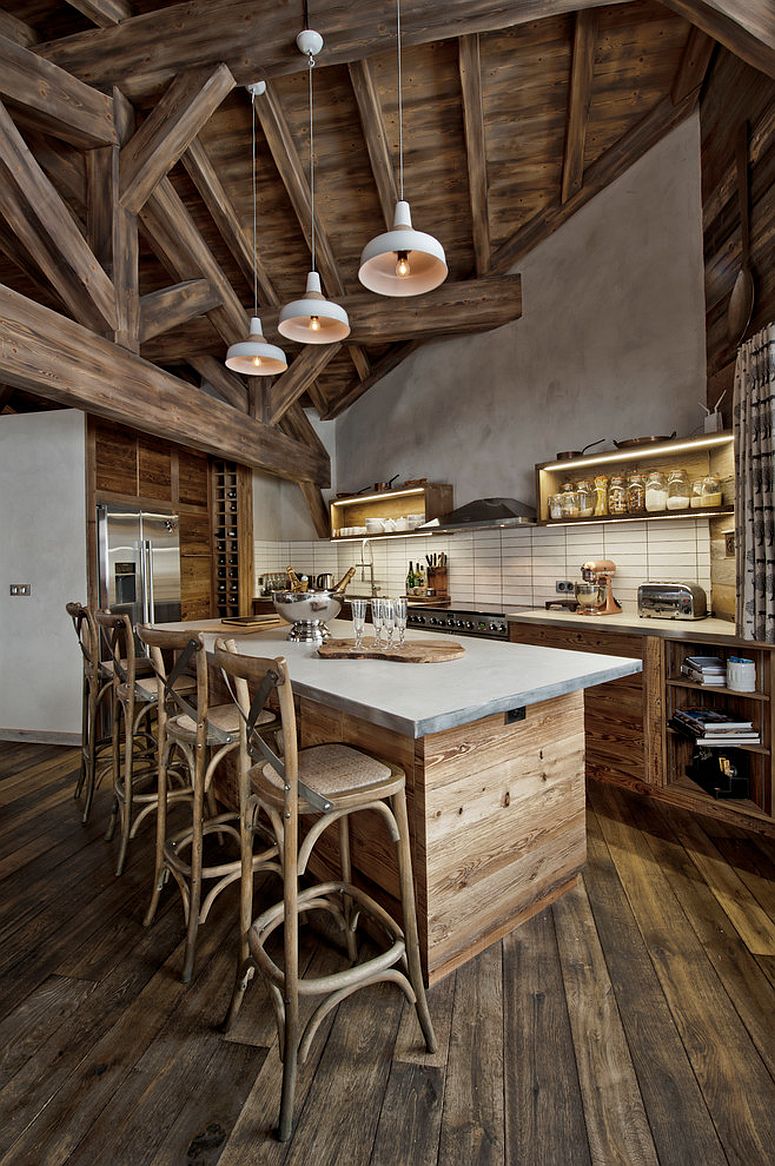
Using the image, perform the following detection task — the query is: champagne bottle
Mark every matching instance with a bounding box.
[406,561,415,593]
[331,566,356,595]
[286,565,308,593]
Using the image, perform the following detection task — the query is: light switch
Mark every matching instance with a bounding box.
[9,584,31,596]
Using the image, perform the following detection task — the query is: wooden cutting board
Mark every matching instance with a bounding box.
[317,637,464,663]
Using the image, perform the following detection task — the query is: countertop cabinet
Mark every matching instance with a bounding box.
[509,615,775,836]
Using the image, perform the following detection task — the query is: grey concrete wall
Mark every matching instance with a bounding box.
[335,114,707,508]
[253,411,337,540]
[0,409,88,738]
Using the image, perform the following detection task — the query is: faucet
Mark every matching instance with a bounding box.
[358,539,380,597]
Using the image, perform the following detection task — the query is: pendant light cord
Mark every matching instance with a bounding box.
[250,88,258,318]
[308,52,317,273]
[397,0,404,201]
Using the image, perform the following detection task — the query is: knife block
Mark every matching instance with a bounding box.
[427,566,448,596]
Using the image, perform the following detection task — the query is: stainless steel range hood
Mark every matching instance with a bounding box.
[418,497,536,534]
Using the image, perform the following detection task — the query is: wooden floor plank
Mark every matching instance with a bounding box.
[503,908,590,1166]
[590,781,775,1165]
[583,807,727,1166]
[553,879,658,1166]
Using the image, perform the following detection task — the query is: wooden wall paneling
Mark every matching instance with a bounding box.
[0,32,115,148]
[93,419,137,495]
[177,447,210,508]
[561,11,598,203]
[458,33,491,273]
[671,24,716,106]
[0,99,117,333]
[119,64,235,214]
[179,510,213,619]
[0,285,331,484]
[642,635,666,790]
[137,433,172,501]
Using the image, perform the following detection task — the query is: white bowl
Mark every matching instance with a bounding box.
[365,518,385,534]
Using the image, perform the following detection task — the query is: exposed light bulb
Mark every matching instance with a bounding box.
[395,250,411,277]
[251,355,262,368]
[309,315,321,331]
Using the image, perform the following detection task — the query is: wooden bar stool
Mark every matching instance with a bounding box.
[214,642,436,1142]
[65,601,113,824]
[95,611,191,877]
[138,626,280,984]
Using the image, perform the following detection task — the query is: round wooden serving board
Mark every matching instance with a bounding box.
[317,637,465,664]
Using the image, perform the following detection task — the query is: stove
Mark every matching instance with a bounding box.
[407,606,509,640]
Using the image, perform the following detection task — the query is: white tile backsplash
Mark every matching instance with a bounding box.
[255,517,714,612]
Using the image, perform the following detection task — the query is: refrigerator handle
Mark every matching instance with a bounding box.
[142,540,154,624]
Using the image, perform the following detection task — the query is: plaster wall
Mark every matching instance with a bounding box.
[253,411,337,541]
[0,409,88,740]
[335,115,707,507]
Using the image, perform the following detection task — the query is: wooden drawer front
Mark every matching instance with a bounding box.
[509,621,644,660]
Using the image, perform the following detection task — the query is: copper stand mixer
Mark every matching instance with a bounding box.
[575,559,621,615]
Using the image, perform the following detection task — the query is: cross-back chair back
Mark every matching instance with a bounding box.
[65,601,105,820]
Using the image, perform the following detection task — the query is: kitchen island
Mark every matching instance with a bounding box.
[171,618,641,983]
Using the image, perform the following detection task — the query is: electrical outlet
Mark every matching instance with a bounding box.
[724,530,735,557]
[9,584,31,596]
[555,580,574,594]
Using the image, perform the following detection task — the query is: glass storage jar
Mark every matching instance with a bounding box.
[690,473,722,509]
[608,475,627,515]
[626,471,645,514]
[666,468,691,510]
[548,493,563,520]
[593,475,608,517]
[560,490,580,519]
[576,479,595,518]
[644,470,668,513]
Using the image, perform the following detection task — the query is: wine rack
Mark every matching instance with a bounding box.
[210,459,253,618]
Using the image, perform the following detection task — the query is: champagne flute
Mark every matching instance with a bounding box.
[370,598,384,648]
[351,598,367,649]
[382,598,395,647]
[393,596,408,646]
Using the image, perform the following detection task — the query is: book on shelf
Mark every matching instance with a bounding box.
[672,708,754,732]
[669,719,760,745]
[684,655,725,672]
[680,664,725,685]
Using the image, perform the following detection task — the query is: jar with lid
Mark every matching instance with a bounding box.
[593,474,608,516]
[608,475,627,515]
[644,470,667,513]
[626,471,645,514]
[576,479,595,518]
[560,490,580,519]
[548,493,563,520]
[690,473,722,509]
[666,468,690,510]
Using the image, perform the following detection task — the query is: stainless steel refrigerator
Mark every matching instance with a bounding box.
[96,503,182,627]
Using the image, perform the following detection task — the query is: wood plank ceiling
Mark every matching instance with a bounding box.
[0,0,772,489]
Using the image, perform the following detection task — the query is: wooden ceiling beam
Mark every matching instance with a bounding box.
[188,354,249,412]
[0,99,117,333]
[0,12,37,48]
[0,33,115,148]
[348,59,398,229]
[64,1,132,27]
[268,345,342,426]
[561,11,598,205]
[280,402,329,463]
[660,2,774,81]
[182,135,278,306]
[139,279,223,342]
[0,284,330,485]
[458,34,491,274]
[491,91,698,275]
[120,64,235,213]
[321,341,423,420]
[36,2,633,99]
[671,24,716,106]
[296,481,331,540]
[140,175,247,346]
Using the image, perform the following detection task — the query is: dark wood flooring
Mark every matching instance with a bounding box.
[0,742,774,1165]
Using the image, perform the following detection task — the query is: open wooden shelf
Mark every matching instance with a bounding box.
[667,726,768,755]
[666,678,770,701]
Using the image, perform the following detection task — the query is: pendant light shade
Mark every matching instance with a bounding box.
[278,271,350,342]
[225,317,287,375]
[358,199,447,296]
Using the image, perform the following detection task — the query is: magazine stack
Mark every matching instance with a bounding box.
[669,707,760,746]
[679,656,726,686]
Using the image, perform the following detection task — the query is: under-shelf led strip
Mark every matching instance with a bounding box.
[540,432,733,473]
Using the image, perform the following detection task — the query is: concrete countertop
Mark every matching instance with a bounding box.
[169,618,641,739]
[506,607,741,643]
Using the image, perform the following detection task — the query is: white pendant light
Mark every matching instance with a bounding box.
[358,0,447,297]
[226,82,288,376]
[278,29,350,344]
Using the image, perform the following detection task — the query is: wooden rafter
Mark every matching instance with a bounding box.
[139,279,223,342]
[348,59,398,229]
[280,401,329,463]
[0,33,115,148]
[671,24,716,105]
[65,1,132,27]
[268,345,342,425]
[322,341,423,420]
[36,2,637,98]
[140,176,247,345]
[0,284,329,485]
[188,355,248,412]
[458,34,490,274]
[296,481,331,539]
[0,99,117,333]
[0,12,36,47]
[120,64,235,213]
[561,11,598,205]
[182,136,278,305]
[490,92,698,274]
[660,1,774,80]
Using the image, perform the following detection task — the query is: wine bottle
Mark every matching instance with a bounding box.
[331,566,356,595]
[406,561,415,593]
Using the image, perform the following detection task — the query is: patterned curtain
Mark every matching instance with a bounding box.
[734,323,775,642]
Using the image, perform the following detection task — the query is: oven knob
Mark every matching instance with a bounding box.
[465,620,474,629]
[445,617,455,627]
[489,622,499,632]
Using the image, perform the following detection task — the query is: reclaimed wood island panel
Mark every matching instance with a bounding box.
[168,618,641,984]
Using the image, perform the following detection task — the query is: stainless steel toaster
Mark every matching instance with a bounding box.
[637,582,708,620]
